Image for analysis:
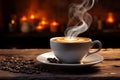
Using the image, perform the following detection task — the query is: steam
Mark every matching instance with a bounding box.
[65,0,95,39]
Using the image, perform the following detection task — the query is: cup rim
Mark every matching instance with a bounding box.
[50,37,92,43]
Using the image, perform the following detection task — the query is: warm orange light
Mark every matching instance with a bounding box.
[51,21,59,27]
[106,12,114,24]
[41,20,48,25]
[39,17,48,25]
[11,20,15,24]
[30,14,35,20]
[36,25,44,31]
[21,16,27,22]
[50,21,59,33]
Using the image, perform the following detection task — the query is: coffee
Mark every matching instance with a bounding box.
[50,37,102,63]
[51,37,91,43]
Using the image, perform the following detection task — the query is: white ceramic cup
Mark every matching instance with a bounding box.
[50,37,102,64]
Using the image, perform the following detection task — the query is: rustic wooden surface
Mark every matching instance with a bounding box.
[0,48,120,80]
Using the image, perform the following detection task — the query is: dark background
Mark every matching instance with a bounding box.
[0,0,120,49]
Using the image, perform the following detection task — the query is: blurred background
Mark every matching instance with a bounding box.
[0,0,120,49]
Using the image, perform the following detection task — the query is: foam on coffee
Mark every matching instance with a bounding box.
[51,37,91,43]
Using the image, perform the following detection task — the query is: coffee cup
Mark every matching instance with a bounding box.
[50,37,102,63]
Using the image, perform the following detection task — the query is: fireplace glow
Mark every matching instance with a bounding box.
[11,20,15,24]
[36,25,44,31]
[40,20,48,26]
[9,19,17,32]
[50,21,59,27]
[50,21,59,33]
[30,14,35,20]
[21,16,27,22]
[106,12,114,24]
[17,14,61,33]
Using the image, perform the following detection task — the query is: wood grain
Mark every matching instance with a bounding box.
[0,48,120,80]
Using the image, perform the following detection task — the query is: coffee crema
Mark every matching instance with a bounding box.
[51,37,91,43]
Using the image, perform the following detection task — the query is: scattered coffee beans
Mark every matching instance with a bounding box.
[0,55,49,74]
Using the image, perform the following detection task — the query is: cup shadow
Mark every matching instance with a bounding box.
[41,64,100,75]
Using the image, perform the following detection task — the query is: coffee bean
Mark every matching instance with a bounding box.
[12,69,20,73]
[35,71,41,74]
[0,55,52,74]
[47,58,61,63]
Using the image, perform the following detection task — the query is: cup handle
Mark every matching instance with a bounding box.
[88,40,102,56]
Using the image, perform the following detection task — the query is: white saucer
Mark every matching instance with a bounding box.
[36,51,104,67]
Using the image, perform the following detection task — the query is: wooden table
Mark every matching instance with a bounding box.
[0,48,120,80]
